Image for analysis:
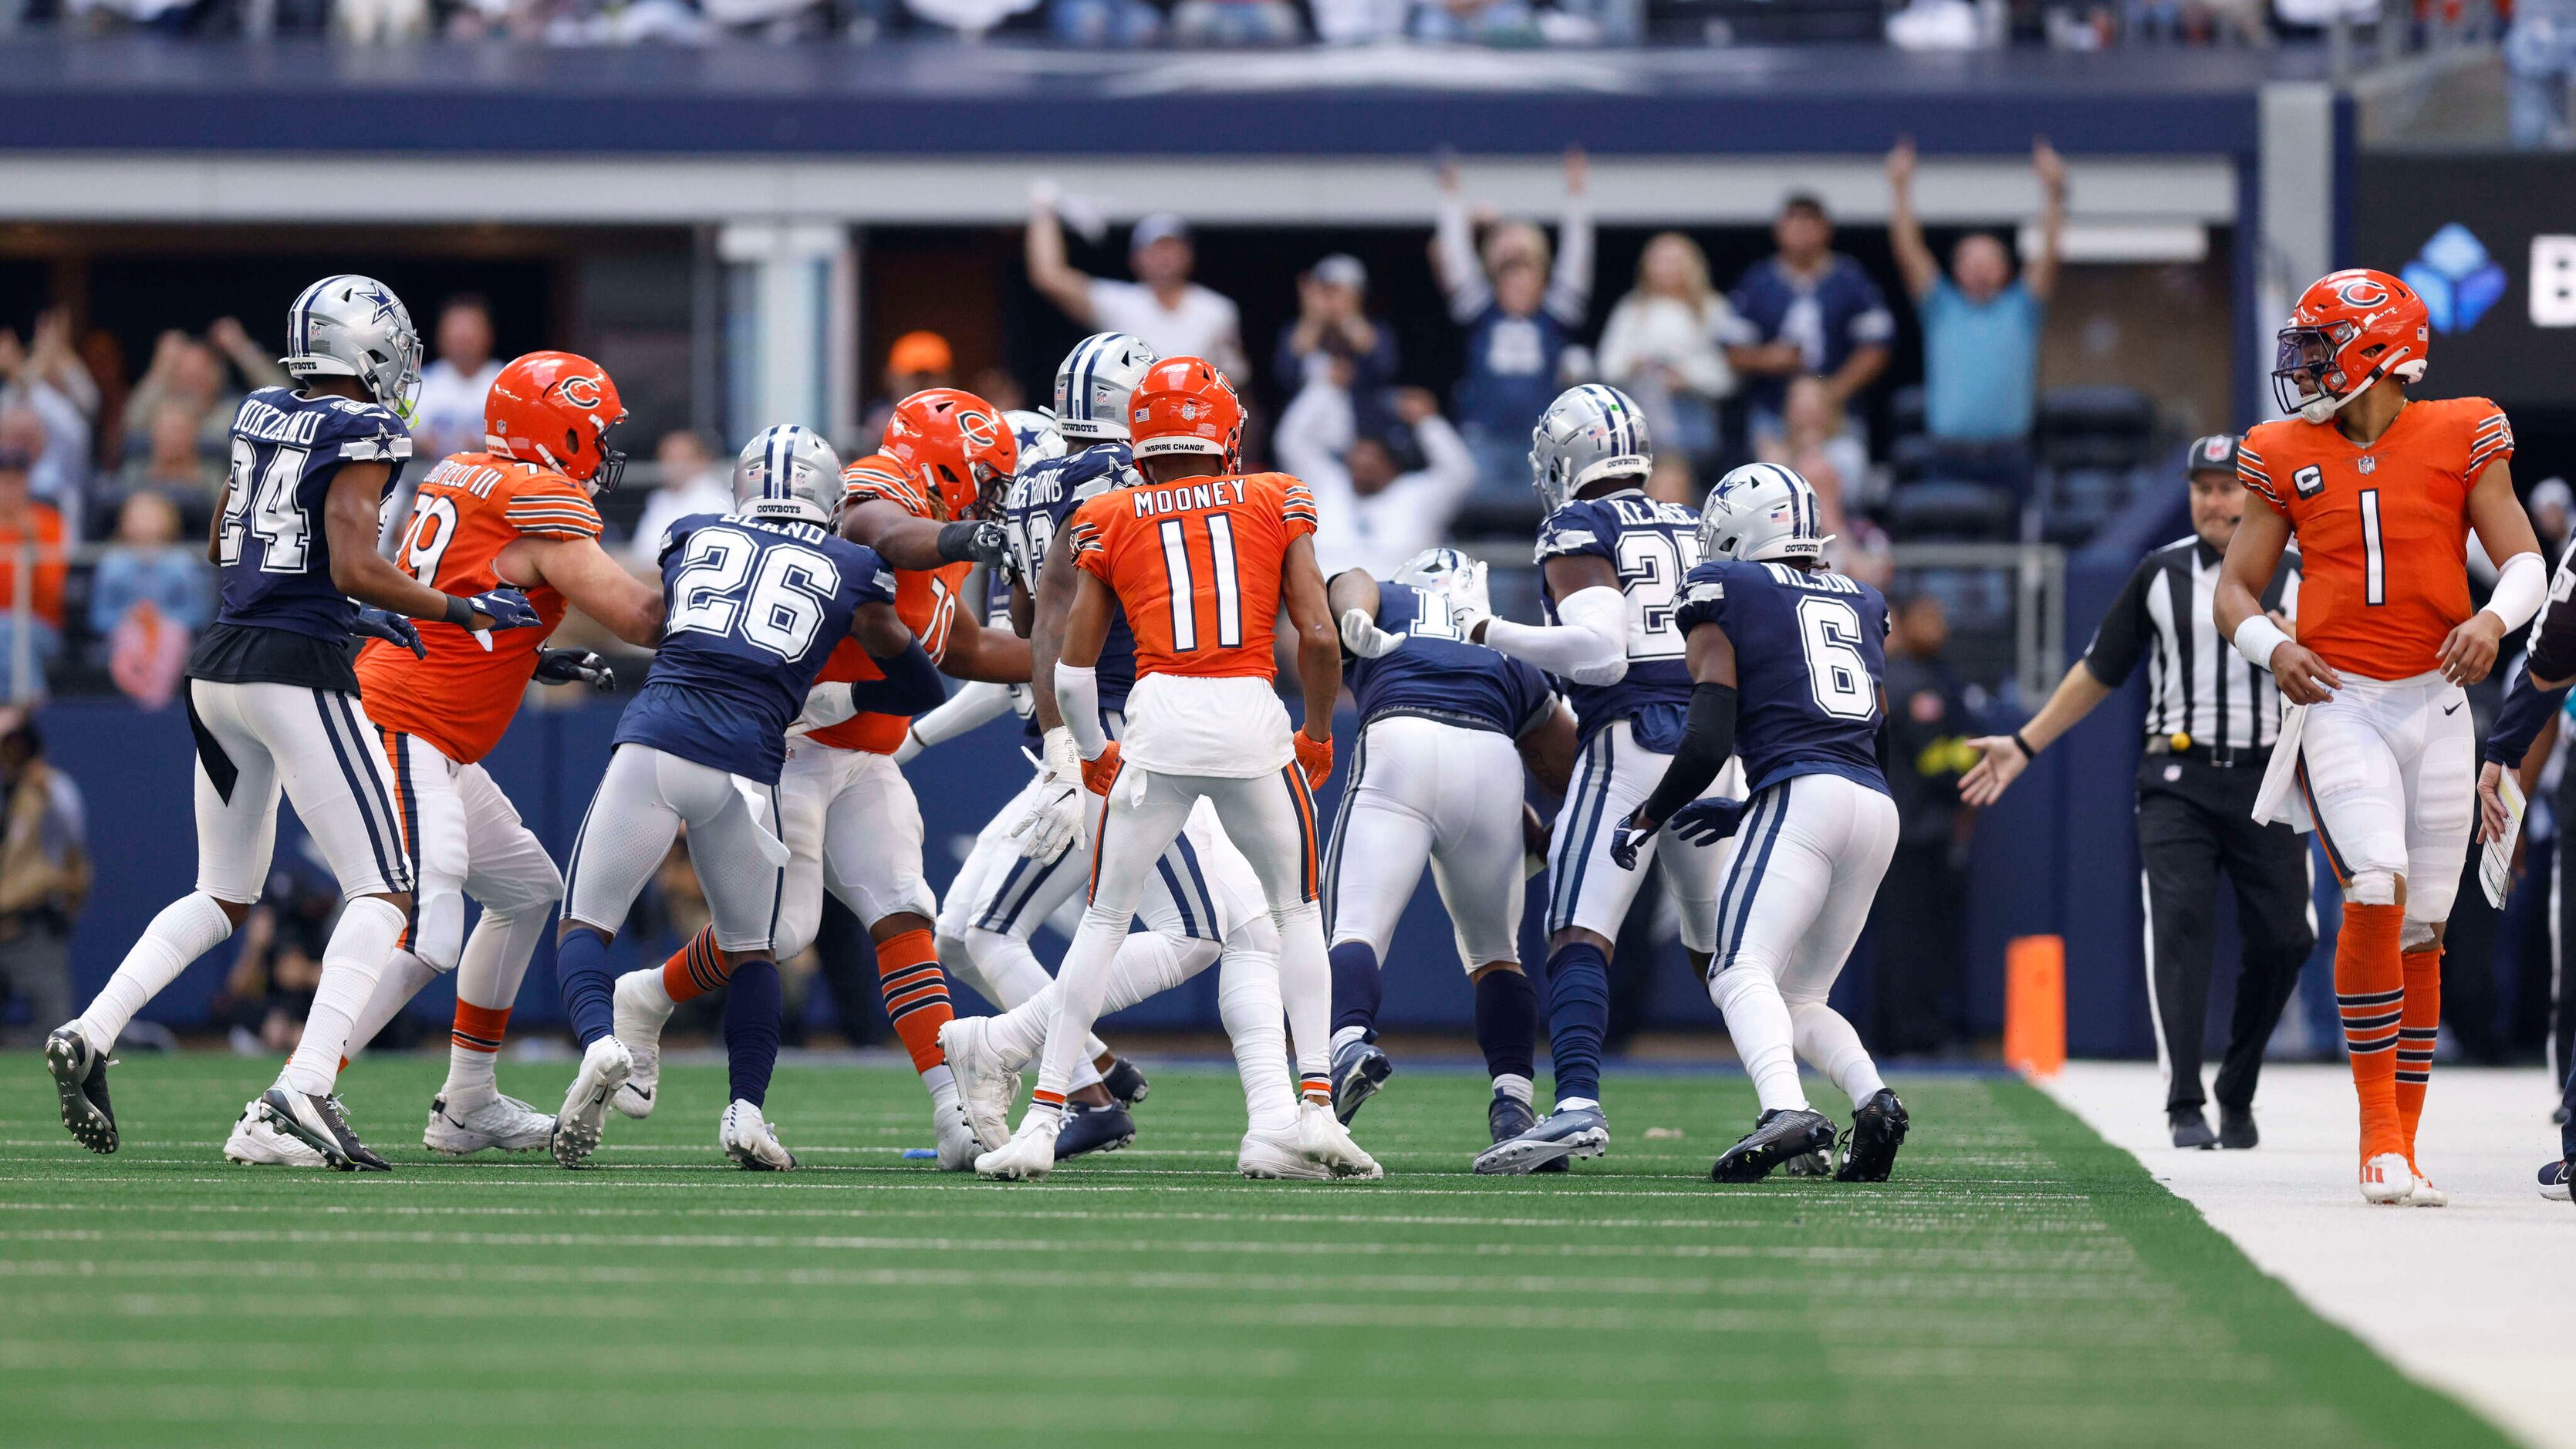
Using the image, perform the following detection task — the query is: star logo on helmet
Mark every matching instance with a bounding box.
[357,283,400,325]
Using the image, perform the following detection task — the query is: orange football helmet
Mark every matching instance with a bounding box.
[485,350,627,489]
[2272,269,2430,424]
[1126,357,1243,468]
[881,388,1016,521]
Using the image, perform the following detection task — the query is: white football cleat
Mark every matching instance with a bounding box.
[2360,1151,2416,1205]
[424,1093,556,1155]
[933,1094,982,1171]
[552,1035,632,1170]
[937,1016,1018,1152]
[1237,1124,1332,1180]
[720,1099,799,1171]
[1295,1102,1383,1180]
[223,1099,326,1166]
[2406,1167,2449,1208]
[975,1115,1058,1182]
[610,971,672,1120]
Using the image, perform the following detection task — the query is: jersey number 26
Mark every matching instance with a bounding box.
[667,527,842,660]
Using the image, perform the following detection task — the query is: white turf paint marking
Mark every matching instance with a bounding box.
[2045,1062,2574,1449]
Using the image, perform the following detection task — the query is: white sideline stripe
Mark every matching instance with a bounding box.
[2044,1062,2575,1449]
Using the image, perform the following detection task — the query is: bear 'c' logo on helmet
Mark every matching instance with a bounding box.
[555,374,605,410]
[2334,277,2391,309]
[955,409,1000,450]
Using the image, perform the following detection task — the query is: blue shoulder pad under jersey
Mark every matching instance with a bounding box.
[1346,582,1555,738]
[1536,490,1702,751]
[615,512,897,785]
[213,387,413,641]
[1005,441,1141,732]
[1676,558,1889,797]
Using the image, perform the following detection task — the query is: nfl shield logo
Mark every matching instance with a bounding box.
[2358,455,2376,475]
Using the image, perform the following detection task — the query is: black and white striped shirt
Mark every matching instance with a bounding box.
[2082,535,2301,752]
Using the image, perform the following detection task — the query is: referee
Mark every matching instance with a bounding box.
[1959,435,2314,1150]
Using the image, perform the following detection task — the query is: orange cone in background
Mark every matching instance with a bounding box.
[2004,934,2067,1078]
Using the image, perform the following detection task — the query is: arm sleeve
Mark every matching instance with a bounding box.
[2485,663,2570,767]
[1055,661,1108,758]
[1483,585,1629,687]
[1637,682,1739,825]
[906,679,1017,749]
[841,639,947,718]
[2483,547,2549,631]
[2078,556,2157,687]
[1545,197,1593,326]
[2524,539,2576,685]
[1435,195,1491,324]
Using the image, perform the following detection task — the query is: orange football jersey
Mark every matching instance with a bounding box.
[2238,396,2512,681]
[804,461,968,755]
[1068,471,1317,681]
[355,451,601,763]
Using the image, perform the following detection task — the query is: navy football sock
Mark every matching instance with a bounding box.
[554,926,617,1049]
[1543,942,1610,1103]
[724,958,783,1108]
[1329,941,1381,1039]
[1474,968,1538,1084]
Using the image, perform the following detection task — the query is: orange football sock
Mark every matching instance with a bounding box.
[874,928,952,1075]
[2335,902,2406,1163]
[1299,1072,1332,1107]
[2397,946,2441,1164]
[451,1001,511,1056]
[662,927,731,1005]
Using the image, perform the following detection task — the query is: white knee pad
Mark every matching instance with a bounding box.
[2347,868,2401,907]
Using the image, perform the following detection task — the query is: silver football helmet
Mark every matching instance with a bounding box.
[1007,408,1068,471]
[281,274,424,421]
[1053,333,1159,442]
[1392,546,1491,618]
[734,424,844,525]
[1530,384,1652,513]
[1699,461,1831,565]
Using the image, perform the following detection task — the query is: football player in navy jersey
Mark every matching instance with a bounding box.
[1325,547,1578,1157]
[46,275,543,1170]
[1448,383,1737,1175]
[549,424,940,1171]
[1611,462,1910,1185]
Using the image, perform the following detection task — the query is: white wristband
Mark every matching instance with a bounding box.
[2481,550,2548,633]
[2232,613,2294,672]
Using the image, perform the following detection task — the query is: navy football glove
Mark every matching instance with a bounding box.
[1668,798,1751,847]
[351,607,425,660]
[532,648,613,691]
[464,587,542,632]
[1609,810,1653,872]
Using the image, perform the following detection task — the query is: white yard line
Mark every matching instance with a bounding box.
[2044,1062,2571,1449]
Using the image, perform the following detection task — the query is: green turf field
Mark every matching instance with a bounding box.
[0,1054,2508,1447]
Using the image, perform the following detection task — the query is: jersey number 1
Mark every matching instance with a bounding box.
[1157,515,1242,653]
[2358,488,2385,606]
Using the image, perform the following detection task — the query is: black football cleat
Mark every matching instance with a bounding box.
[1711,1108,1838,1184]
[1485,1093,1565,1174]
[1329,1039,1393,1125]
[2217,1103,2258,1150]
[2539,1158,2571,1203]
[258,1087,390,1171]
[2169,1107,2217,1150]
[1053,1101,1136,1160]
[1100,1057,1150,1108]
[1835,1089,1910,1182]
[44,1026,117,1154]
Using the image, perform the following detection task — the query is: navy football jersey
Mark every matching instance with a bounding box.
[212,386,412,640]
[1534,490,1703,750]
[1674,559,1889,797]
[615,512,896,785]
[1347,582,1555,738]
[1005,441,1143,723]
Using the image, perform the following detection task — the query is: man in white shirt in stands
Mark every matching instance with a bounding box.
[1026,194,1250,383]
[624,430,736,569]
[384,295,507,549]
[1274,374,1477,579]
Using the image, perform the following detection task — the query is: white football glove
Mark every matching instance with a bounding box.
[1008,729,1086,863]
[892,728,925,765]
[1339,606,1406,660]
[1448,596,1493,644]
[787,682,857,738]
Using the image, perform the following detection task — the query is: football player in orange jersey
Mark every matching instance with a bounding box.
[971,357,1377,1182]
[2216,269,2545,1207]
[216,350,667,1167]
[606,390,1031,1168]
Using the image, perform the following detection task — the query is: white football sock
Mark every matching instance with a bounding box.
[1709,964,1808,1115]
[444,907,549,1103]
[1034,906,1127,1102]
[1493,1073,1534,1106]
[281,896,406,1097]
[1789,1001,1885,1109]
[76,893,236,1052]
[1218,944,1297,1134]
[1272,900,1332,1092]
[1332,1024,1367,1052]
[956,927,1112,1062]
[343,949,439,1062]
[920,1063,955,1095]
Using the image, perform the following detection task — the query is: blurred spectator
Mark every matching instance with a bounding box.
[414,296,504,464]
[91,491,212,709]
[1432,148,1592,494]
[1308,0,1405,39]
[0,409,68,694]
[334,0,430,41]
[0,709,86,1047]
[1760,375,1890,586]
[125,321,284,459]
[74,329,130,475]
[1052,0,1164,42]
[0,312,99,526]
[211,845,338,1056]
[1869,592,1979,1056]
[1274,377,1475,578]
[1597,231,1739,488]
[1411,0,1533,42]
[968,365,1026,413]
[1028,196,1251,381]
[629,430,734,566]
[1887,137,2066,493]
[2507,0,2576,150]
[1721,193,1893,451]
[1172,0,1302,42]
[859,331,957,447]
[1275,253,1397,436]
[101,402,224,540]
[2533,478,2574,559]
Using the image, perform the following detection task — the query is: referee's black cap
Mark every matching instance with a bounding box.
[2185,434,2241,478]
